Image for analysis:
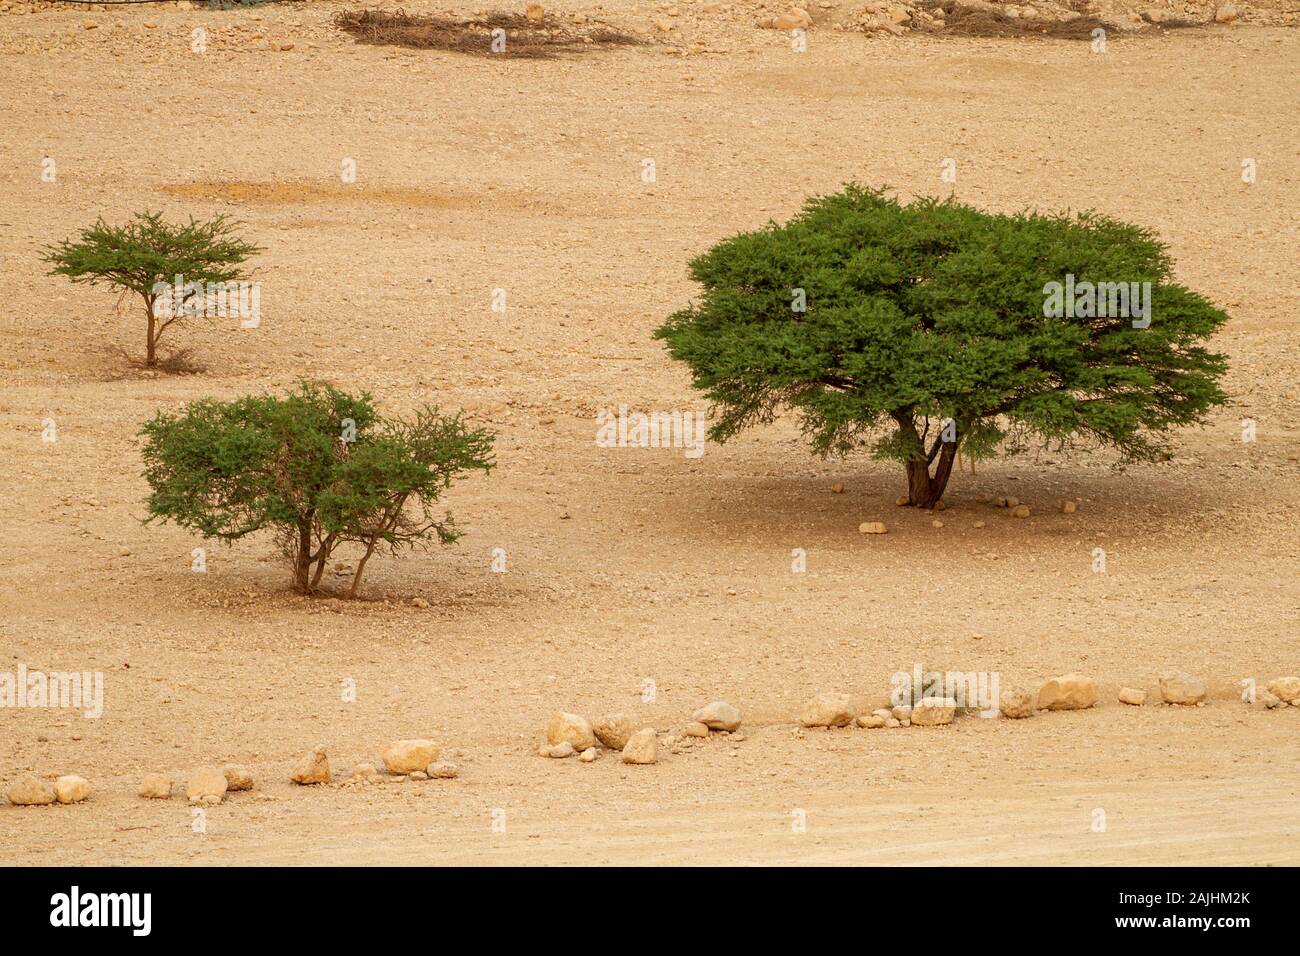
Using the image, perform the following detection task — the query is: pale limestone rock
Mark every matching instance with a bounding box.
[1037,674,1098,710]
[54,775,91,804]
[546,712,596,751]
[383,739,440,774]
[592,713,635,750]
[691,701,742,732]
[291,746,330,785]
[621,728,658,765]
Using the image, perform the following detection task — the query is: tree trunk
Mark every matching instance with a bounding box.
[895,409,961,508]
[145,297,157,367]
[292,520,314,592]
[347,539,379,599]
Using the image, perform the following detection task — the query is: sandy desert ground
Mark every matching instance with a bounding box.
[0,1,1297,865]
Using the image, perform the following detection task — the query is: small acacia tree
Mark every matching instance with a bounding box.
[654,185,1229,507]
[44,211,261,368]
[140,381,495,597]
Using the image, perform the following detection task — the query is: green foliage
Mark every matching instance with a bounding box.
[44,210,261,367]
[140,381,495,597]
[654,185,1229,505]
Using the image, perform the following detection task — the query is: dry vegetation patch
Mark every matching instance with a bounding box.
[333,9,644,58]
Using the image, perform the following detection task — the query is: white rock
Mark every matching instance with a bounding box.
[858,521,887,534]
[426,761,459,778]
[1118,687,1146,706]
[911,696,957,726]
[691,701,742,732]
[547,741,576,759]
[798,692,854,727]
[683,721,710,738]
[856,714,886,728]
[579,748,597,763]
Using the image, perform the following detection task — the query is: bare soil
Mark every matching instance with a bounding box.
[0,1,1296,865]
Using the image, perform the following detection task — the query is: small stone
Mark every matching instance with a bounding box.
[143,19,157,28]
[222,765,254,792]
[931,520,944,528]
[973,520,986,528]
[1258,689,1282,709]
[1143,7,1169,22]
[1213,4,1237,22]
[1159,672,1207,705]
[683,721,710,738]
[410,597,429,608]
[138,773,172,799]
[885,717,901,728]
[83,18,98,29]
[911,696,957,727]
[1038,674,1098,711]
[547,742,575,758]
[999,689,1034,719]
[427,761,459,778]
[546,712,596,751]
[1118,687,1146,706]
[621,728,658,764]
[831,482,844,493]
[691,701,742,732]
[7,774,55,806]
[291,746,330,785]
[383,739,439,774]
[408,770,428,781]
[799,692,854,727]
[1266,677,1300,703]
[895,495,910,506]
[933,500,947,511]
[592,713,635,750]
[890,705,911,721]
[526,2,544,21]
[186,766,228,804]
[856,714,886,728]
[1011,505,1031,518]
[1060,500,1077,513]
[579,747,597,763]
[858,521,887,534]
[278,42,294,51]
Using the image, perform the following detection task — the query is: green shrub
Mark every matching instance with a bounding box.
[44,211,261,368]
[654,185,1229,506]
[140,382,495,597]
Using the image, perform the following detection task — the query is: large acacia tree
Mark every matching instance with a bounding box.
[654,186,1229,507]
